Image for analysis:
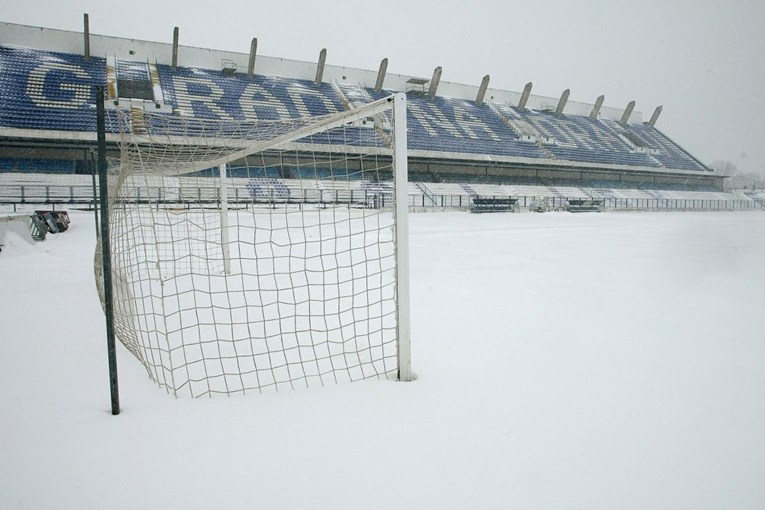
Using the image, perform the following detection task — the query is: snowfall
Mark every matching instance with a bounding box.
[1,209,764,509]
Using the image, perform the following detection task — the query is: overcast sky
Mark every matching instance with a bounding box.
[2,0,764,175]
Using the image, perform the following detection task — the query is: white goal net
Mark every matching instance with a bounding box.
[96,94,410,397]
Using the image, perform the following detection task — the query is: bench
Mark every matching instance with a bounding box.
[565,199,603,213]
[470,196,518,213]
[35,210,71,233]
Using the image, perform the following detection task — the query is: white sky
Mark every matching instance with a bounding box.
[2,0,764,175]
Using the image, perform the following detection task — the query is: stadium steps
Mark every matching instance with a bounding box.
[463,183,513,197]
[460,183,478,197]
[416,183,439,206]
[420,183,467,196]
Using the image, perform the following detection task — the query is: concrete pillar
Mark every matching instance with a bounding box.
[555,89,570,115]
[620,100,636,124]
[247,38,258,78]
[589,95,605,119]
[172,27,179,70]
[518,82,533,109]
[475,75,490,105]
[375,58,388,92]
[428,66,442,97]
[315,48,327,84]
[83,13,90,59]
[648,105,663,127]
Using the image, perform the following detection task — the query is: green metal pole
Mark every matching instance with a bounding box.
[96,86,120,415]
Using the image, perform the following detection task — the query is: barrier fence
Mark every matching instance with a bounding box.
[1,184,763,212]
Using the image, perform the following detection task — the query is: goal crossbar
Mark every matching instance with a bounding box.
[121,95,400,175]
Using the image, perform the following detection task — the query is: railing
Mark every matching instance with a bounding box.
[415,182,439,206]
[0,185,98,211]
[0,185,395,210]
[600,197,763,211]
[2,184,763,212]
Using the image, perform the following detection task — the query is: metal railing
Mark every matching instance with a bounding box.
[1,184,763,212]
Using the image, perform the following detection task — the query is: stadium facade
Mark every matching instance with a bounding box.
[2,20,754,209]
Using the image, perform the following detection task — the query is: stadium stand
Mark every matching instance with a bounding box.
[116,59,151,82]
[157,63,344,120]
[0,47,107,132]
[611,121,706,172]
[1,21,759,212]
[493,104,665,168]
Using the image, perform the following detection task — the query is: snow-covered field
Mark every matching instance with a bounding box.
[2,210,764,509]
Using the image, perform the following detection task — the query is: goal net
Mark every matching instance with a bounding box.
[96,94,410,397]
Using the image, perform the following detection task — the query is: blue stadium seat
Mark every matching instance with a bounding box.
[339,83,550,160]
[116,60,151,81]
[493,105,664,168]
[0,45,710,177]
[615,122,707,171]
[0,46,106,133]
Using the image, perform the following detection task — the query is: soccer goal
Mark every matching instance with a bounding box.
[96,94,410,397]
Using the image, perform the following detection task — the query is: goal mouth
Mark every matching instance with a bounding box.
[97,94,410,397]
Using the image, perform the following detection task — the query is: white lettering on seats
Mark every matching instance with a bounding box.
[239,82,291,120]
[287,84,339,116]
[408,102,463,138]
[452,105,502,141]
[25,62,92,109]
[172,76,234,119]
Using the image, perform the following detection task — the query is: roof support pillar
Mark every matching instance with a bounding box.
[171,27,179,70]
[620,100,636,124]
[475,75,490,105]
[315,48,327,84]
[428,66,442,97]
[555,88,570,115]
[647,105,663,127]
[83,13,90,59]
[518,82,533,109]
[247,38,258,78]
[589,95,605,119]
[375,58,388,91]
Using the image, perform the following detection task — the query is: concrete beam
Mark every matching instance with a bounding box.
[475,75,490,105]
[375,58,388,92]
[428,66,442,97]
[518,82,533,109]
[315,48,327,84]
[589,95,605,119]
[620,100,636,124]
[247,38,258,78]
[647,105,663,127]
[555,88,570,115]
[172,27,179,70]
[83,13,90,59]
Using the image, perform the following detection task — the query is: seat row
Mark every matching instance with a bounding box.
[0,45,708,174]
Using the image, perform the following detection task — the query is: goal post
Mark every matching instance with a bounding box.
[218,162,231,275]
[392,93,411,382]
[97,93,411,397]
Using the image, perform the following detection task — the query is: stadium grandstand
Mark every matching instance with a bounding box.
[0,19,761,211]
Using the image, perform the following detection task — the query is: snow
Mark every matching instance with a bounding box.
[1,210,765,509]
